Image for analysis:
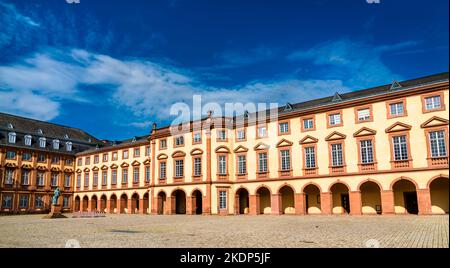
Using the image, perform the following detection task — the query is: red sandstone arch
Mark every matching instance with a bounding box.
[235,187,250,215]
[131,193,140,214]
[329,182,350,214]
[74,196,81,212]
[303,184,322,214]
[256,186,271,214]
[359,181,382,215]
[100,194,107,213]
[191,189,203,215]
[254,184,272,195]
[328,180,352,193]
[278,185,295,214]
[392,178,418,214]
[301,182,323,194]
[428,176,449,214]
[90,195,98,212]
[389,176,419,191]
[119,193,128,214]
[357,178,384,191]
[276,183,296,194]
[109,194,117,213]
[171,189,187,214]
[157,191,167,215]
[426,174,449,189]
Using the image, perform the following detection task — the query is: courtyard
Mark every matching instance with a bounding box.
[0,214,448,248]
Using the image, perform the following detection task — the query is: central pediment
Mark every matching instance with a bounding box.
[385,122,412,133]
[299,135,319,144]
[325,131,347,141]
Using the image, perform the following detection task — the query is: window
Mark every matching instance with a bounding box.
[51,173,58,186]
[218,156,227,175]
[175,136,184,146]
[76,174,81,188]
[237,130,246,140]
[193,133,201,143]
[280,150,291,171]
[93,172,98,186]
[133,167,139,183]
[145,166,150,182]
[145,146,151,156]
[159,162,167,179]
[360,140,374,164]
[303,118,314,130]
[39,137,46,148]
[6,151,16,159]
[8,132,16,143]
[425,96,442,110]
[2,195,12,209]
[24,135,32,146]
[123,150,129,159]
[63,196,70,207]
[134,148,140,157]
[35,196,44,208]
[393,136,408,161]
[94,155,99,164]
[112,152,118,161]
[258,153,267,173]
[85,157,90,165]
[19,195,28,208]
[112,170,117,184]
[38,154,46,162]
[218,130,226,141]
[175,159,184,178]
[219,191,227,209]
[329,113,341,126]
[51,156,60,164]
[36,172,45,186]
[389,102,404,116]
[64,174,71,187]
[65,142,72,152]
[122,169,128,184]
[65,159,73,165]
[102,171,108,185]
[237,155,247,175]
[77,158,82,166]
[304,147,316,169]
[331,143,344,167]
[194,157,202,176]
[160,139,167,149]
[279,122,289,134]
[258,126,267,138]
[21,170,30,185]
[84,173,89,187]
[357,108,371,122]
[429,131,447,157]
[52,139,60,150]
[22,153,31,161]
[103,153,108,162]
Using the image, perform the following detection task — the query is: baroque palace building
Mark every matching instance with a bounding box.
[1,72,449,215]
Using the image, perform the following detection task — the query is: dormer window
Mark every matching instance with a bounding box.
[39,137,46,148]
[37,129,43,135]
[53,139,60,150]
[24,135,32,146]
[7,123,13,129]
[66,141,72,152]
[64,134,69,139]
[8,132,16,144]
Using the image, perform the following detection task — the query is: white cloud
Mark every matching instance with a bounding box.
[0,1,40,27]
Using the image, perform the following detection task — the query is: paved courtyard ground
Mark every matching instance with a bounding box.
[0,214,448,248]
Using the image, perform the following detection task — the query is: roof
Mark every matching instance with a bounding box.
[78,135,150,155]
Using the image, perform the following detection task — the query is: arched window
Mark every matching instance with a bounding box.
[24,135,32,146]
[8,132,16,144]
[66,141,72,152]
[39,137,46,148]
[53,139,60,150]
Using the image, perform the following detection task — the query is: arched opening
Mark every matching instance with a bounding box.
[304,184,321,214]
[172,190,186,214]
[143,192,149,214]
[429,177,449,214]
[82,196,89,212]
[330,183,350,214]
[100,195,107,213]
[256,187,271,214]
[192,190,203,215]
[157,191,166,215]
[120,194,128,214]
[131,193,139,214]
[235,188,249,215]
[393,179,418,214]
[91,195,98,212]
[279,186,295,214]
[110,194,117,213]
[360,181,382,215]
[74,196,81,212]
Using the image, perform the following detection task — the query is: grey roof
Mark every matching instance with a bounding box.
[77,135,150,155]
[0,112,103,155]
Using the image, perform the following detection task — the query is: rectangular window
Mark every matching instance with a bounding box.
[38,154,46,162]
[39,138,46,148]
[425,96,442,110]
[194,157,202,176]
[2,195,12,209]
[360,140,374,164]
[102,153,108,162]
[6,151,16,159]
[5,169,14,184]
[237,155,247,175]
[175,136,184,146]
[134,148,140,157]
[8,133,16,144]
[123,150,129,159]
[218,156,227,175]
[145,146,151,156]
[85,157,90,165]
[145,166,150,182]
[102,171,108,185]
[51,156,60,164]
[429,131,447,157]
[93,172,98,186]
[331,143,344,167]
[357,108,371,121]
[258,126,267,138]
[303,118,314,130]
[112,152,118,161]
[219,191,227,209]
[19,195,28,208]
[393,135,408,161]
[304,147,316,169]
[258,153,267,173]
[160,139,167,149]
[77,158,82,166]
[51,173,58,186]
[193,133,201,143]
[237,130,246,140]
[218,130,227,140]
[64,174,71,187]
[21,170,30,185]
[279,122,289,134]
[84,173,89,187]
[65,159,73,165]
[175,160,184,178]
[280,150,291,171]
[159,162,167,179]
[112,170,117,184]
[22,153,31,161]
[63,196,69,207]
[35,196,44,208]
[133,167,139,183]
[24,135,32,146]
[329,113,341,126]
[390,102,404,116]
[94,155,99,164]
[53,140,60,150]
[122,169,128,184]
[76,174,81,188]
[37,172,45,186]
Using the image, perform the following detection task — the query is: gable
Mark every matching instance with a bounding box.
[171,151,186,158]
[420,116,449,128]
[325,131,347,141]
[253,142,270,151]
[190,148,204,156]
[101,165,109,170]
[110,164,118,169]
[143,159,151,165]
[92,166,99,171]
[120,162,129,168]
[385,122,412,133]
[215,146,231,153]
[276,138,293,148]
[353,127,377,137]
[299,135,319,144]
[157,153,168,160]
[233,145,249,153]
[131,160,141,166]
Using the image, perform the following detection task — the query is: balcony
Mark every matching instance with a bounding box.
[330,166,345,174]
[303,168,317,176]
[392,160,411,169]
[430,157,448,166]
[359,163,376,172]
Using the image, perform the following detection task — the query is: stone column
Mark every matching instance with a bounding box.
[320,192,332,215]
[349,191,362,216]
[381,190,395,215]
[271,194,281,215]
[249,194,258,215]
[417,189,432,215]
[106,198,111,213]
[127,198,133,214]
[295,193,305,215]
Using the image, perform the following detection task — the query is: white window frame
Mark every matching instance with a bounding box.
[360,140,374,164]
[8,132,16,144]
[24,135,32,146]
[237,155,247,175]
[393,135,408,161]
[429,131,447,158]
[175,159,184,178]
[280,150,291,171]
[219,191,227,209]
[305,147,316,169]
[425,96,442,110]
[258,153,267,173]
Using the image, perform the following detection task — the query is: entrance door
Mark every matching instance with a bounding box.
[404,192,419,214]
[341,194,350,214]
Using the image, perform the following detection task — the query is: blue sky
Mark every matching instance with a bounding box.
[0,0,448,140]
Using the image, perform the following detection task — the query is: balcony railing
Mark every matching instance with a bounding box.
[430,157,448,166]
[359,163,376,171]
[303,168,317,176]
[330,166,345,174]
[392,160,411,169]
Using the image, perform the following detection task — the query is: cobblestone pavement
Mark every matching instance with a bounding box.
[0,214,448,248]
